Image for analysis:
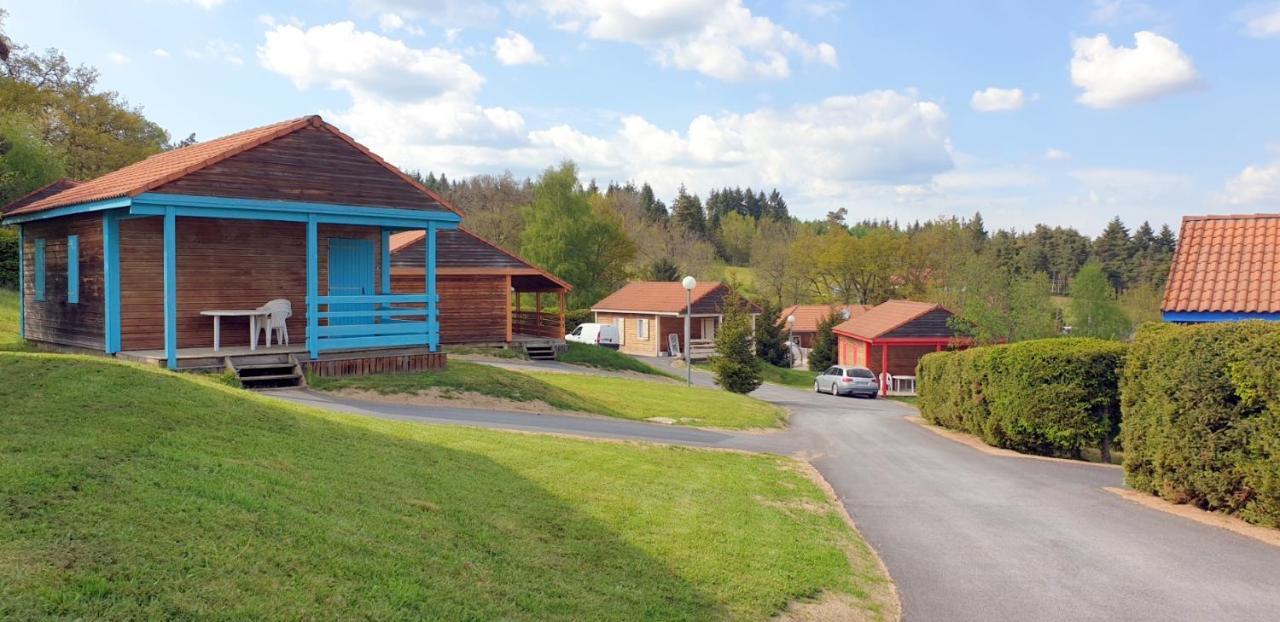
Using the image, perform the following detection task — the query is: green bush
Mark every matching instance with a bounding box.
[565,308,592,334]
[0,226,18,290]
[1121,322,1280,527]
[918,338,1127,460]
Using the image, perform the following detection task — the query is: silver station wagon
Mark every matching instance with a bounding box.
[814,365,879,398]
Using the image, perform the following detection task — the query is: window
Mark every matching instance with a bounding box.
[637,318,649,340]
[848,368,875,379]
[67,235,79,304]
[825,367,840,376]
[34,238,46,302]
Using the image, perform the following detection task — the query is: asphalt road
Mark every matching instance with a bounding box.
[270,360,1280,621]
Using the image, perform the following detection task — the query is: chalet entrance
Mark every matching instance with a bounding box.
[328,238,376,326]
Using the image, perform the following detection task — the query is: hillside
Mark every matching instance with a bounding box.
[0,348,893,620]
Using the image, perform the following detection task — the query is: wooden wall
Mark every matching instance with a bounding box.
[594,312,660,356]
[391,273,507,344]
[842,341,937,377]
[656,315,717,356]
[119,217,381,351]
[20,213,105,350]
[153,126,449,213]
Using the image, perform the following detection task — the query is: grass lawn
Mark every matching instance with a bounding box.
[0,353,893,620]
[698,361,819,390]
[528,372,787,429]
[558,342,677,378]
[311,360,786,430]
[0,289,28,352]
[442,344,529,359]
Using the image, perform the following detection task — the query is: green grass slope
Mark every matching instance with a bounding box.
[558,342,677,378]
[0,289,26,351]
[0,353,891,620]
[312,360,785,430]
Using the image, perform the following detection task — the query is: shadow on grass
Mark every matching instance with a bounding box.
[0,354,725,620]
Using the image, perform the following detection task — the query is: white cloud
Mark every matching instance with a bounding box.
[1070,31,1200,108]
[378,12,424,35]
[1225,160,1280,204]
[789,0,846,18]
[108,52,130,65]
[259,22,483,101]
[1044,148,1070,160]
[152,48,171,58]
[540,0,837,81]
[1090,0,1164,26]
[185,39,245,65]
[970,87,1028,112]
[1239,4,1280,38]
[351,0,500,27]
[493,31,545,65]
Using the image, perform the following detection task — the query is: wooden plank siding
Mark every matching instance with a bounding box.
[20,213,106,350]
[593,312,661,357]
[152,126,450,213]
[303,351,446,378]
[837,336,936,377]
[391,273,507,344]
[119,217,383,351]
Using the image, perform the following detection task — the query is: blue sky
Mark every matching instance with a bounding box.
[7,0,1280,234]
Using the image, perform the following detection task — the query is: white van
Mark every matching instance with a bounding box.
[566,323,621,349]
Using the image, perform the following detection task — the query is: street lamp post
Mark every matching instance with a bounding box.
[785,314,796,368]
[681,275,697,387]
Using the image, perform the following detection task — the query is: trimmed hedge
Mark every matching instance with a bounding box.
[918,338,1127,460]
[1122,322,1280,527]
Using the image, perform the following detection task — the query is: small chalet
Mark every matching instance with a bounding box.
[779,303,869,348]
[1162,214,1280,323]
[592,281,760,359]
[1,115,466,379]
[833,300,971,395]
[388,228,571,354]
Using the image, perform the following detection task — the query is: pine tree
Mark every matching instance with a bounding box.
[1132,221,1155,255]
[1155,224,1177,255]
[1069,261,1132,340]
[808,312,841,372]
[753,300,789,367]
[711,298,762,394]
[966,211,988,250]
[671,184,706,238]
[1093,216,1133,291]
[639,182,667,222]
[765,189,789,221]
[647,257,680,281]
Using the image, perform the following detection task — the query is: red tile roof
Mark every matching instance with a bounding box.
[1162,214,1280,313]
[833,300,946,340]
[3,115,459,218]
[1,178,83,215]
[592,281,755,315]
[779,304,870,333]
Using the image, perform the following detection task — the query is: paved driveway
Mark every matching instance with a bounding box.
[271,361,1280,621]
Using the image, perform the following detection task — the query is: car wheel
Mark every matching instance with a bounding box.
[830,383,839,396]
[814,381,821,393]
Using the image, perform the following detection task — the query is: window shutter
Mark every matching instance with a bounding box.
[67,235,80,304]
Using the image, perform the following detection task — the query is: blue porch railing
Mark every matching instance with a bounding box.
[307,293,438,357]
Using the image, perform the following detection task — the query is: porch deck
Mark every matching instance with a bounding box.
[118,343,443,375]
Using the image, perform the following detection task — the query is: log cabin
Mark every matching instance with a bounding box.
[833,300,972,395]
[591,281,760,359]
[778,303,869,348]
[388,228,570,359]
[1,115,473,380]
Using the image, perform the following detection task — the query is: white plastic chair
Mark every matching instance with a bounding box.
[257,299,292,347]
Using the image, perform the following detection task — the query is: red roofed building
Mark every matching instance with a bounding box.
[779,304,869,348]
[833,300,972,395]
[591,281,760,358]
[1162,214,1280,323]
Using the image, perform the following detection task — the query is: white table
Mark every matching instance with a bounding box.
[200,309,268,352]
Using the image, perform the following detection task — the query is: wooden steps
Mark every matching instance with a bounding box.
[226,354,304,390]
[523,343,558,361]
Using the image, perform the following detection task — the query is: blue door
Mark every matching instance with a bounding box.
[328,238,376,326]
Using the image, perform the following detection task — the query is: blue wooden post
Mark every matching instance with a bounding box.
[306,214,319,360]
[162,207,178,369]
[102,212,121,353]
[425,222,438,352]
[380,228,391,294]
[16,226,24,339]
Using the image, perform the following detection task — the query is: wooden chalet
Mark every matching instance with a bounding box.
[388,228,571,357]
[779,303,869,348]
[833,300,971,395]
[0,115,464,379]
[591,281,760,359]
[1162,214,1280,323]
